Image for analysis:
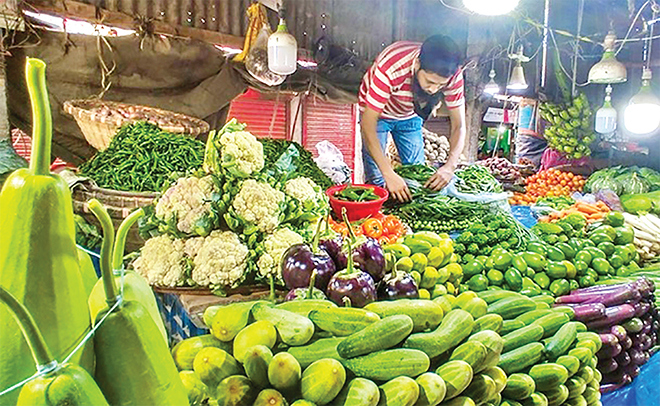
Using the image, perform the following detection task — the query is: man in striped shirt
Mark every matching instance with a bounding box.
[359,35,467,202]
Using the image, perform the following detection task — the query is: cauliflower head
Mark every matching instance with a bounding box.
[133,235,188,287]
[190,230,249,287]
[233,179,285,233]
[257,227,304,279]
[155,175,217,236]
[220,130,265,178]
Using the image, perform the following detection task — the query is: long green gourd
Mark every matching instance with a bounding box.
[77,248,100,296]
[0,58,93,405]
[0,286,108,405]
[87,208,168,343]
[88,200,188,406]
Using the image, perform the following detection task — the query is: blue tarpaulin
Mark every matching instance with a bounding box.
[601,352,660,406]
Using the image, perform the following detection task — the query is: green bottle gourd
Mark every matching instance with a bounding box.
[77,247,100,297]
[0,286,108,406]
[88,200,188,406]
[0,58,93,405]
[87,208,168,343]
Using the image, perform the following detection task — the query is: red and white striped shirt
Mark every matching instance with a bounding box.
[358,41,464,120]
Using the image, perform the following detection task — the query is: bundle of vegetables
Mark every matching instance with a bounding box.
[539,92,595,159]
[387,127,450,166]
[534,195,576,211]
[383,231,463,298]
[328,212,406,245]
[622,212,660,264]
[475,289,603,406]
[477,157,524,186]
[538,200,611,224]
[510,169,585,205]
[79,121,205,192]
[455,164,503,194]
[260,137,334,189]
[585,165,660,196]
[331,185,380,202]
[555,278,659,392]
[172,289,508,406]
[454,212,535,260]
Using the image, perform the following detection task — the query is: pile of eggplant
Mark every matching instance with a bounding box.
[280,209,417,308]
[555,278,659,392]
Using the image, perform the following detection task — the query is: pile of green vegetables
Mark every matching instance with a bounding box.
[260,138,333,189]
[454,213,534,261]
[333,185,380,202]
[74,214,103,250]
[585,166,660,196]
[532,213,587,245]
[535,196,575,211]
[79,121,205,192]
[455,165,503,194]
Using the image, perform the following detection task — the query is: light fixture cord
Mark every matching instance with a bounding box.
[646,5,658,71]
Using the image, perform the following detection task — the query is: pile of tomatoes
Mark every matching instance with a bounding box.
[509,168,586,205]
[329,212,406,245]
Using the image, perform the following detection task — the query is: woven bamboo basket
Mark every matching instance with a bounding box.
[72,183,158,252]
[63,99,210,151]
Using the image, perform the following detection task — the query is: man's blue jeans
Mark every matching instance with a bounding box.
[362,116,425,186]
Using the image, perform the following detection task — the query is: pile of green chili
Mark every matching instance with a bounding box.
[455,165,503,194]
[333,185,380,202]
[79,121,205,192]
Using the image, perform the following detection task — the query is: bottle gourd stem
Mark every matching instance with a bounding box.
[25,58,53,176]
[88,199,118,307]
[112,208,144,271]
[0,287,54,368]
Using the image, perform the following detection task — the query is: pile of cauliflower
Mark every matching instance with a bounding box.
[133,118,332,290]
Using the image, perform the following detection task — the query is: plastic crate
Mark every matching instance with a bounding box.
[155,292,209,345]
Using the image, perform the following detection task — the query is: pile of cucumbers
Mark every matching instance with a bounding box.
[539,93,595,160]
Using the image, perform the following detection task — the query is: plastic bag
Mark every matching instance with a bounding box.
[314,141,351,184]
[439,176,512,212]
[246,23,285,87]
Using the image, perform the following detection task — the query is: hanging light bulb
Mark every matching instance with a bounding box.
[507,45,529,90]
[588,32,627,84]
[268,4,297,75]
[484,69,500,95]
[463,0,520,16]
[624,68,660,135]
[595,85,617,134]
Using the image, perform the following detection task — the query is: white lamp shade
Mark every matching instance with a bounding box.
[588,51,627,84]
[463,0,520,15]
[484,80,500,95]
[595,105,617,134]
[268,24,297,75]
[507,64,527,90]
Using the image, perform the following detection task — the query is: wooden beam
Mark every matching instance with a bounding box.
[23,0,244,49]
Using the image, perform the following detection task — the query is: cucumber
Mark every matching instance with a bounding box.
[576,332,602,352]
[502,373,536,400]
[333,377,379,406]
[502,324,544,353]
[541,384,569,406]
[363,299,443,333]
[233,320,277,363]
[565,376,587,399]
[472,313,503,334]
[528,363,569,391]
[567,347,593,366]
[343,349,430,381]
[252,302,315,346]
[443,396,477,406]
[379,376,420,406]
[449,341,487,371]
[501,319,525,335]
[514,309,552,326]
[243,345,273,388]
[301,359,346,405]
[556,355,581,377]
[531,295,556,305]
[520,392,549,406]
[309,307,381,336]
[487,296,537,320]
[415,372,447,406]
[467,330,504,372]
[564,395,587,406]
[453,292,479,309]
[498,342,544,374]
[268,352,301,392]
[433,295,453,315]
[210,300,265,341]
[403,309,474,359]
[276,299,337,317]
[462,374,496,406]
[287,337,345,368]
[544,322,578,359]
[461,297,488,319]
[477,290,523,304]
[481,366,507,393]
[337,315,413,358]
[435,360,474,401]
[552,305,576,319]
[531,312,570,338]
[575,365,594,384]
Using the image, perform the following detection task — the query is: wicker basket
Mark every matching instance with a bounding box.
[63,99,210,151]
[72,183,158,252]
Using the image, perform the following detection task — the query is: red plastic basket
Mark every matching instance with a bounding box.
[326,184,389,222]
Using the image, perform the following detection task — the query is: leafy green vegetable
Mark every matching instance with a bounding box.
[260,138,333,189]
[0,138,28,188]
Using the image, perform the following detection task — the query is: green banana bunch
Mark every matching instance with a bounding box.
[539,93,595,160]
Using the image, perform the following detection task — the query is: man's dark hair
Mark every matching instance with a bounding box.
[419,35,464,78]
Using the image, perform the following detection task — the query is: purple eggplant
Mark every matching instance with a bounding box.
[565,303,607,322]
[326,212,377,308]
[319,237,348,270]
[583,287,641,307]
[587,304,636,330]
[284,271,327,301]
[621,335,633,350]
[598,342,622,358]
[641,321,652,336]
[600,382,625,393]
[281,221,337,291]
[643,351,650,364]
[558,279,649,304]
[635,301,651,318]
[598,358,619,373]
[377,271,419,301]
[639,334,653,351]
[338,209,386,282]
[599,333,619,346]
[623,364,641,379]
[611,325,628,341]
[629,347,646,365]
[615,351,631,367]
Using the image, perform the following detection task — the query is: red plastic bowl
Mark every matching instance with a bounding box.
[326,184,389,222]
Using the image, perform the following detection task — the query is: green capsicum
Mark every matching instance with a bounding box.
[591,257,611,275]
[546,261,568,279]
[504,268,523,291]
[534,272,551,289]
[589,232,613,246]
[597,242,616,257]
[522,252,547,272]
[492,251,513,271]
[575,251,592,266]
[549,279,570,296]
[556,242,576,260]
[0,59,93,404]
[614,226,635,245]
[546,246,566,262]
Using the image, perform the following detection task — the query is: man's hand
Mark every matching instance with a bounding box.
[425,165,454,191]
[384,171,412,202]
